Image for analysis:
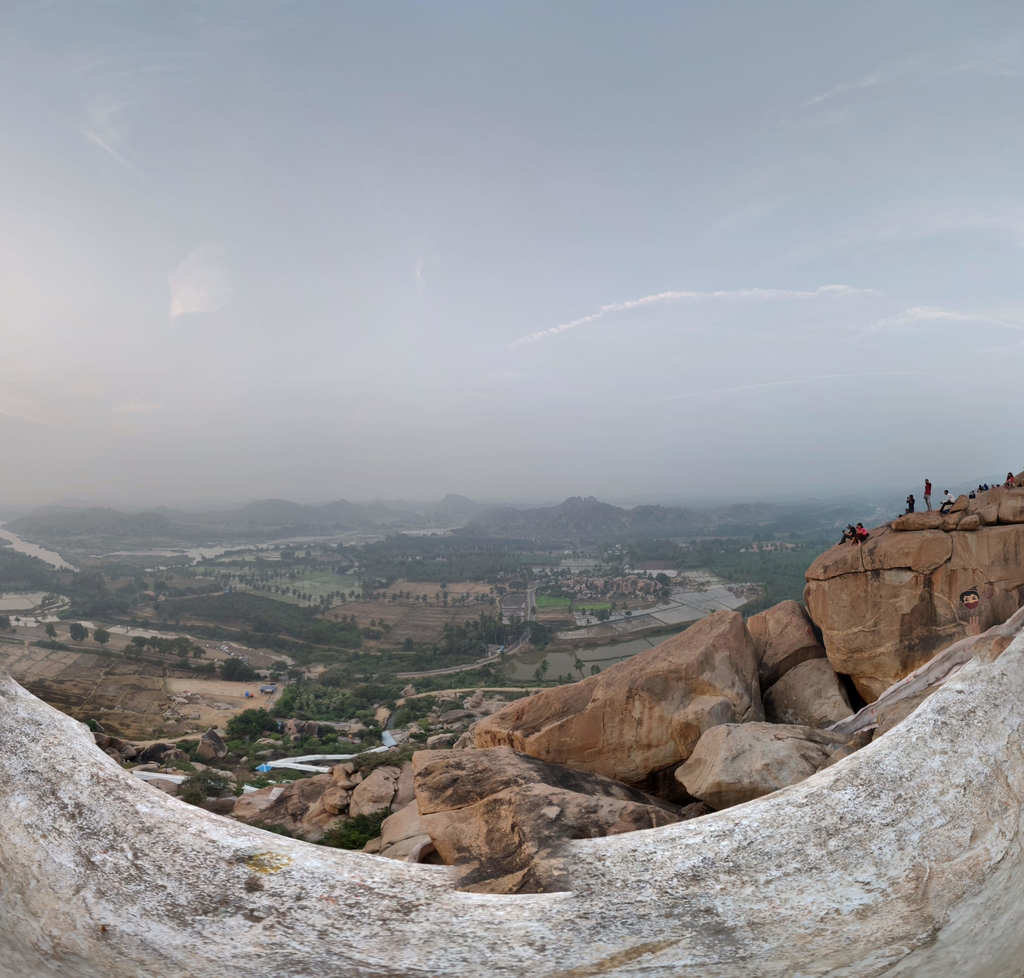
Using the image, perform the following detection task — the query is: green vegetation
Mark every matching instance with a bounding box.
[178,772,232,806]
[0,547,55,591]
[93,627,110,645]
[68,622,88,642]
[159,592,362,651]
[535,595,570,608]
[319,809,390,849]
[226,707,279,740]
[351,535,529,584]
[221,657,258,682]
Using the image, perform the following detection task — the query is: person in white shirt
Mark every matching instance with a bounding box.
[939,490,955,514]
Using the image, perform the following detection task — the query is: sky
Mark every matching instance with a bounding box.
[2,1,1024,509]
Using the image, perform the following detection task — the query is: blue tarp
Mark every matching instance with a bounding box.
[255,763,273,773]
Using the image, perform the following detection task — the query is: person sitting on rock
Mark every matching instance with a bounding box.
[905,494,915,514]
[1006,472,1016,488]
[939,490,955,513]
[854,523,869,544]
[841,525,856,544]
[969,489,976,500]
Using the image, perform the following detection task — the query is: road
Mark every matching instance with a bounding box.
[396,626,532,679]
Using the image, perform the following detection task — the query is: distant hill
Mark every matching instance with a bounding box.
[9,492,884,555]
[8,495,485,554]
[465,495,864,545]
[431,494,484,521]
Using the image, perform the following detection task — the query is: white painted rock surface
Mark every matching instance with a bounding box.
[4,642,1024,976]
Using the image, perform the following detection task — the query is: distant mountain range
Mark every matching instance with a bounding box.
[5,494,488,553]
[464,495,878,545]
[6,492,882,554]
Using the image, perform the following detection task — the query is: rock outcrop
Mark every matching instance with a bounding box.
[675,722,850,809]
[413,747,682,893]
[8,640,1024,977]
[763,658,853,728]
[474,611,762,783]
[746,599,825,688]
[233,759,414,840]
[805,511,1024,699]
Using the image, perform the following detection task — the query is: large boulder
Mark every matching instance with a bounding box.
[473,611,762,784]
[746,600,825,688]
[413,747,682,893]
[763,658,853,728]
[349,765,402,817]
[376,800,436,862]
[195,728,226,762]
[805,522,1024,700]
[676,722,849,809]
[231,774,337,839]
[137,742,175,764]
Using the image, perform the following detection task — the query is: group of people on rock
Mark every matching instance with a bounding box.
[846,471,1021,546]
[904,473,1019,517]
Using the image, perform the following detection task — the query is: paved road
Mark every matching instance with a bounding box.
[396,628,531,679]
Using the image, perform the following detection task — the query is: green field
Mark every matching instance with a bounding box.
[196,563,361,609]
[535,595,571,608]
[536,595,612,612]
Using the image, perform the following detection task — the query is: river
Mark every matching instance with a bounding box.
[0,524,76,570]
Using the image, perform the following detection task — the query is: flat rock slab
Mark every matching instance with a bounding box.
[5,641,1024,976]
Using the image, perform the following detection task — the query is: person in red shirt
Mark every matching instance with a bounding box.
[924,479,932,511]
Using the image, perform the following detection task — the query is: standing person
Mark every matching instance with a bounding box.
[905,494,915,514]
[924,479,933,511]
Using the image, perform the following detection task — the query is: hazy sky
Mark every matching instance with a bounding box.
[3,2,1024,508]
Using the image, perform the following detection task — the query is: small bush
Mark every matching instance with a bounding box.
[352,744,413,773]
[178,773,231,805]
[319,809,390,850]
[252,821,294,837]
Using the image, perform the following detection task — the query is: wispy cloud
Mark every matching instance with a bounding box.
[513,284,868,347]
[872,306,1024,332]
[635,371,919,405]
[81,101,134,170]
[803,73,882,108]
[169,245,232,320]
[113,399,163,414]
[791,40,1023,120]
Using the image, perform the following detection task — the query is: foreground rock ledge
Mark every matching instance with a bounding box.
[4,646,1024,977]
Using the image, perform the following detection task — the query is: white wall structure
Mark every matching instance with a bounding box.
[3,640,1024,977]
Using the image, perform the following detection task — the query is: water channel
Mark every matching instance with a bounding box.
[0,524,76,570]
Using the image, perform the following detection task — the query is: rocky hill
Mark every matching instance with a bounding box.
[805,483,1024,700]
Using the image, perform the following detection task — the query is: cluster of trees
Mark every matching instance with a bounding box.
[159,593,363,651]
[123,633,204,662]
[435,612,516,662]
[0,547,56,591]
[349,535,530,584]
[226,707,279,740]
